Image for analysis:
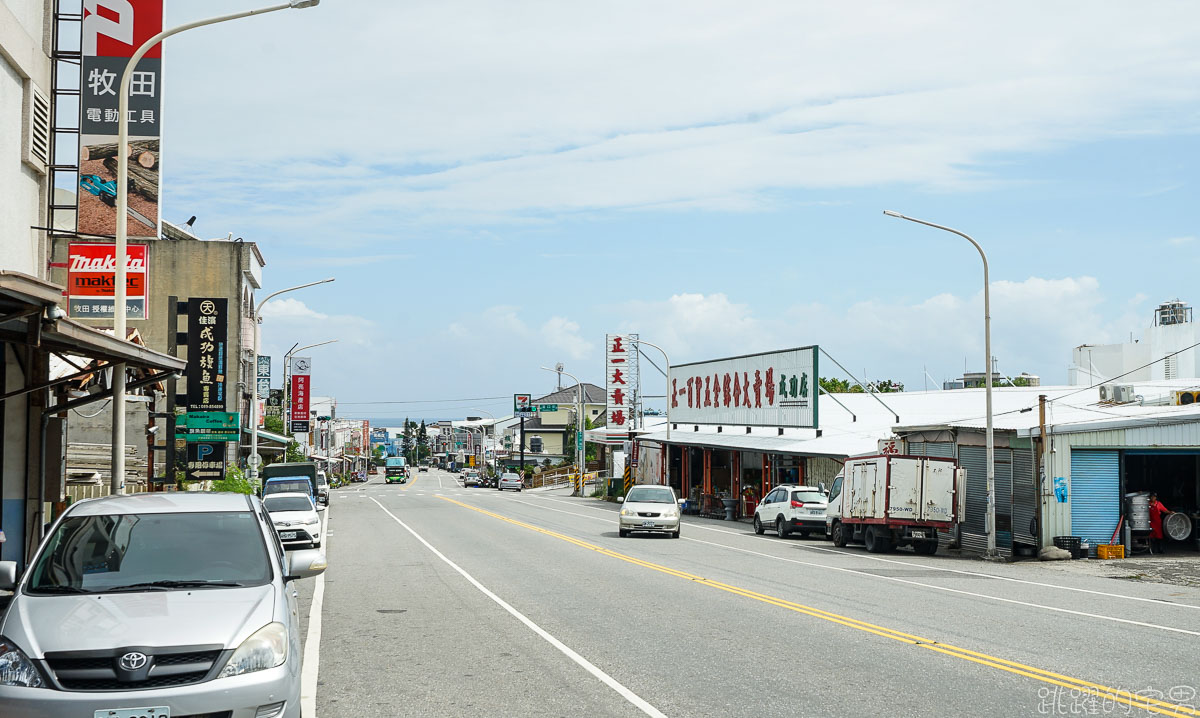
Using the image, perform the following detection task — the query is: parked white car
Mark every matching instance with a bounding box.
[263,492,322,549]
[498,472,523,491]
[753,484,828,538]
[618,485,681,538]
[0,492,326,718]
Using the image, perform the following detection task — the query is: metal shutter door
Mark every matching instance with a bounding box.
[1069,450,1121,552]
[1012,448,1037,545]
[957,445,1012,555]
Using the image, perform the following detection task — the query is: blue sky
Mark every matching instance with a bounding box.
[159,1,1200,420]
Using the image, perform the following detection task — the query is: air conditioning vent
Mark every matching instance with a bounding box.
[1113,385,1135,404]
[23,81,50,173]
[1098,385,1114,402]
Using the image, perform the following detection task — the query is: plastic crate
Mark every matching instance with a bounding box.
[1053,535,1083,559]
[1097,544,1125,560]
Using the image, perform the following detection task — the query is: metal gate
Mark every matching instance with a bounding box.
[1012,448,1037,546]
[958,445,1013,556]
[908,441,956,458]
[1069,450,1121,551]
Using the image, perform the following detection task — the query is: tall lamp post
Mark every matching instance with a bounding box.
[282,338,338,440]
[109,0,322,491]
[541,366,584,495]
[884,210,996,558]
[634,339,671,443]
[249,279,335,485]
[468,408,497,479]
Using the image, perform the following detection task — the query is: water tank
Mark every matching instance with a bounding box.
[1125,492,1150,531]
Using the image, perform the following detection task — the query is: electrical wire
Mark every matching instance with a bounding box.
[336,396,510,406]
[72,399,112,418]
[1049,339,1200,403]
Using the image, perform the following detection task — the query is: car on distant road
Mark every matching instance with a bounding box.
[419,465,429,472]
[498,473,523,491]
[264,492,323,549]
[463,470,481,487]
[618,485,681,538]
[753,484,828,538]
[316,471,330,506]
[0,492,326,718]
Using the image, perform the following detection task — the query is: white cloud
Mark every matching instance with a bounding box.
[163,1,1200,222]
[540,316,593,360]
[1167,236,1196,246]
[613,278,1145,387]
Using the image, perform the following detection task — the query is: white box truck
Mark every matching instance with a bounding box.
[825,455,964,554]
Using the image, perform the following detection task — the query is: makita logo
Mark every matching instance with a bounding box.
[69,255,146,272]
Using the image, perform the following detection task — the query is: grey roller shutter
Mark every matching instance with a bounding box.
[1012,448,1036,545]
[1069,450,1121,554]
[957,445,1012,555]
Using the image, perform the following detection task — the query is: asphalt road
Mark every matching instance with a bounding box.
[296,468,1200,718]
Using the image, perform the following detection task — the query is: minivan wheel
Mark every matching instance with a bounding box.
[776,518,789,539]
[753,516,764,535]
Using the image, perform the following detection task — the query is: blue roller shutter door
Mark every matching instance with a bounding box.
[1069,450,1121,553]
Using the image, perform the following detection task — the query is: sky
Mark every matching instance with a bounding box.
[159,1,1200,420]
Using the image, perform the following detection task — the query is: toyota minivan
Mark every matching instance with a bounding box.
[0,492,326,718]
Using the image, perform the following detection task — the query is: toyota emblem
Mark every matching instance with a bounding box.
[119,652,148,671]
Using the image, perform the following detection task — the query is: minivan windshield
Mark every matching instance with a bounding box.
[625,487,676,503]
[26,511,272,595]
[264,496,316,513]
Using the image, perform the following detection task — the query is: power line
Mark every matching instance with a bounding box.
[336,396,510,406]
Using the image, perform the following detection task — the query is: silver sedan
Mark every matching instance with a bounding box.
[618,485,681,538]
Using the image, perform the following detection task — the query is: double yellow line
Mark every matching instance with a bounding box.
[437,496,1198,718]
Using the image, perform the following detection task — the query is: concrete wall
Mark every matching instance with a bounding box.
[0,0,51,278]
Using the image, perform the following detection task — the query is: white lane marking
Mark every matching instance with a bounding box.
[368,497,668,718]
[537,497,1200,611]
[514,499,1200,637]
[300,506,330,717]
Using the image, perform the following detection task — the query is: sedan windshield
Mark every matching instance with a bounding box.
[265,496,316,513]
[626,488,675,503]
[26,511,271,594]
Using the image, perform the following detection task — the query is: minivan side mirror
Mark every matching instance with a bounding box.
[285,550,327,581]
[0,561,19,591]
[617,496,624,503]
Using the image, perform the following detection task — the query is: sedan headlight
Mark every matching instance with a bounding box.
[0,638,44,688]
[620,508,632,516]
[662,507,678,518]
[303,516,320,526]
[219,623,288,678]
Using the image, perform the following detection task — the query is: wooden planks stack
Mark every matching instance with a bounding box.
[65,442,146,484]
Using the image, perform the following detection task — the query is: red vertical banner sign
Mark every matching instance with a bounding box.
[289,356,311,433]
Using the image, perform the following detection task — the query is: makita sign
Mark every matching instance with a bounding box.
[67,242,149,319]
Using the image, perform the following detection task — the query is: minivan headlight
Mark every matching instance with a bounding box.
[0,638,45,688]
[219,623,288,678]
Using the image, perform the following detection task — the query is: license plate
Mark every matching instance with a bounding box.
[95,708,170,718]
[911,530,926,539]
[808,509,824,515]
[279,531,298,540]
[641,521,656,527]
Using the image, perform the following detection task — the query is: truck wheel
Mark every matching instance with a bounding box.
[776,518,790,539]
[913,537,939,555]
[865,526,891,553]
[831,522,848,547]
[753,516,765,535]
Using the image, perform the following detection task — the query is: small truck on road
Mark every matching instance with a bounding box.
[825,454,964,554]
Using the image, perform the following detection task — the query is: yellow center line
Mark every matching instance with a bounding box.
[436,495,1198,718]
[400,475,418,489]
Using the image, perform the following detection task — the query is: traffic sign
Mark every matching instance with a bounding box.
[248,453,263,468]
[536,404,558,412]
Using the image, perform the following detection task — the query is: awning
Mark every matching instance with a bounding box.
[0,270,184,372]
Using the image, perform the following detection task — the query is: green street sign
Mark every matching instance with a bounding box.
[537,404,558,412]
[175,411,239,442]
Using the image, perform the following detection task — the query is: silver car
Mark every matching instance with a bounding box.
[0,492,326,718]
[498,472,524,491]
[618,485,682,538]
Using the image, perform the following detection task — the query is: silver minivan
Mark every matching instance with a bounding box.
[0,492,326,718]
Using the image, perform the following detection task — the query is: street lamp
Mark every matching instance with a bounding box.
[634,339,671,443]
[468,408,497,480]
[249,279,335,484]
[282,339,338,441]
[109,0,322,491]
[884,210,996,558]
[541,366,584,496]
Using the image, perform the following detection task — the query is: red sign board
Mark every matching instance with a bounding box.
[84,0,165,58]
[67,242,149,319]
[291,374,311,432]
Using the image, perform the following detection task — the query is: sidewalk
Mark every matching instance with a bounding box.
[1025,553,1200,589]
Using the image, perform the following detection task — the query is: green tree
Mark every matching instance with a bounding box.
[263,413,285,434]
[210,465,254,494]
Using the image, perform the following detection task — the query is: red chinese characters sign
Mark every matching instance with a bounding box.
[289,356,312,433]
[67,242,149,319]
[606,334,634,442]
[670,346,819,429]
